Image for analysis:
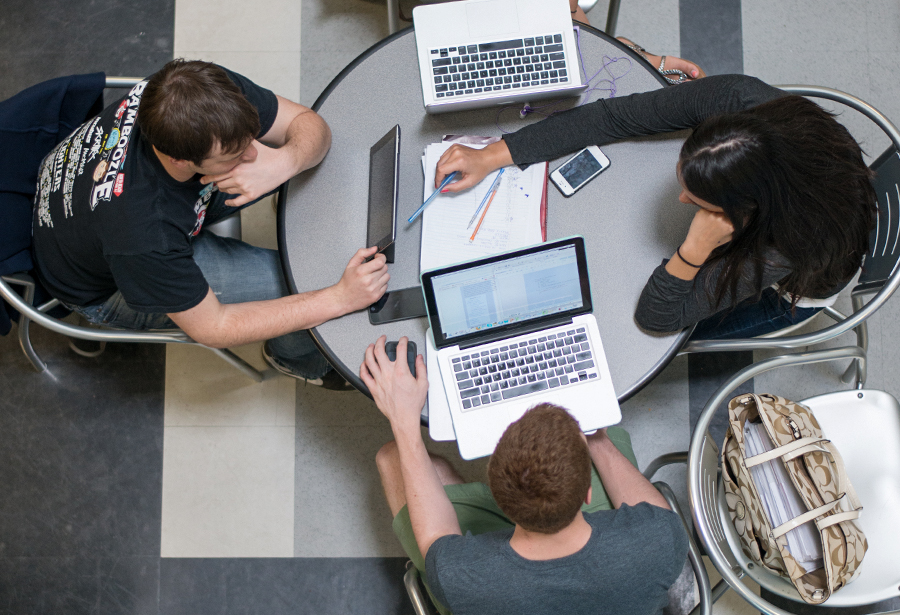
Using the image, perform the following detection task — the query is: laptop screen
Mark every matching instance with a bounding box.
[422,237,592,348]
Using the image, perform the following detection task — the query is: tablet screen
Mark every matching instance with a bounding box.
[367,125,400,253]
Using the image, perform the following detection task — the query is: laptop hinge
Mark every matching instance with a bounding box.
[457,316,574,350]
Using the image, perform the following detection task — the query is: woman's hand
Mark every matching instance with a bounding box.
[616,37,706,81]
[666,209,734,280]
[435,141,513,193]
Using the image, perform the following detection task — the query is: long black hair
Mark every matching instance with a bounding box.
[679,95,876,309]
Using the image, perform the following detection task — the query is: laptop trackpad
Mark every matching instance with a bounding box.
[466,0,519,39]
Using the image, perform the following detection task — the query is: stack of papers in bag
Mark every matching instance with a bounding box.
[743,420,824,574]
[420,139,546,272]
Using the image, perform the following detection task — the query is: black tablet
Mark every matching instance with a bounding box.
[366,125,400,263]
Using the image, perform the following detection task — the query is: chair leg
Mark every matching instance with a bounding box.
[207,347,268,382]
[387,0,400,34]
[17,312,48,373]
[605,0,621,37]
[841,293,868,387]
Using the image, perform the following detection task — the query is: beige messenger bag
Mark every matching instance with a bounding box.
[721,393,867,604]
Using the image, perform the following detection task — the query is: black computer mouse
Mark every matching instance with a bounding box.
[385,340,418,375]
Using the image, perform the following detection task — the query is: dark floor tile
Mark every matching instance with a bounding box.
[160,558,416,615]
[0,556,158,615]
[679,0,743,76]
[688,351,754,445]
[0,326,164,558]
[0,0,174,102]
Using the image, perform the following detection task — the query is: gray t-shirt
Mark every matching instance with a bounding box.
[425,503,688,615]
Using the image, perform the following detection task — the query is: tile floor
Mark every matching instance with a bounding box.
[2,0,900,612]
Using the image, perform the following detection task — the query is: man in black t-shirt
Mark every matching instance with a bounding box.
[361,336,689,615]
[33,60,389,386]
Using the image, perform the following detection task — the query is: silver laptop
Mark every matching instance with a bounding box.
[413,0,587,114]
[421,237,620,459]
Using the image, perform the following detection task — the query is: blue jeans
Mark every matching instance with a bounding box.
[690,287,822,341]
[70,191,331,379]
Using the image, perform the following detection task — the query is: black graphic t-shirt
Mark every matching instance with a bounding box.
[32,67,278,313]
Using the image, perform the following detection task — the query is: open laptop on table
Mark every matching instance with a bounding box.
[413,0,587,114]
[421,237,620,459]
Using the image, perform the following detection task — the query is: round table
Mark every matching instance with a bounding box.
[279,25,695,418]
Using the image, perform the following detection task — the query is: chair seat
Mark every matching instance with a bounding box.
[717,389,900,607]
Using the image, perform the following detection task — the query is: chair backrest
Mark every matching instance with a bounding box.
[859,147,900,290]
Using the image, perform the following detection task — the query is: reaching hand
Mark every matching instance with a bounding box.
[201,141,295,207]
[616,37,706,81]
[332,247,390,314]
[435,141,512,193]
[360,336,428,429]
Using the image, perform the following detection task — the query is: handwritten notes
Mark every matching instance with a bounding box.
[420,141,546,272]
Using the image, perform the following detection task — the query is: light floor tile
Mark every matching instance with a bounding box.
[167,50,302,102]
[161,425,295,557]
[165,343,293,427]
[174,0,301,53]
[241,194,280,251]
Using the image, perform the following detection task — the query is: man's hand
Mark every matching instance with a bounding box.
[331,247,390,314]
[201,141,294,207]
[435,140,513,194]
[617,37,706,81]
[360,336,428,430]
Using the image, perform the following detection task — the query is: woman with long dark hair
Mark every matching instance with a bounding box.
[433,73,877,339]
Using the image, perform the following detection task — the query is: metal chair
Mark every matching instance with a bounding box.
[679,86,900,388]
[0,76,265,382]
[387,0,620,36]
[402,459,714,615]
[688,346,900,614]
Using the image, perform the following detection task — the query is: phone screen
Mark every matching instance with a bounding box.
[560,149,604,188]
[369,287,428,324]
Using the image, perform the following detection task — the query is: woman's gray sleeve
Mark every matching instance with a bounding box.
[503,74,785,167]
[634,258,793,332]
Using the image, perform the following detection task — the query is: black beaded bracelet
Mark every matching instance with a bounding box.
[676,246,703,268]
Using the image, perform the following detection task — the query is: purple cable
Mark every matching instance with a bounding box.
[494,24,634,133]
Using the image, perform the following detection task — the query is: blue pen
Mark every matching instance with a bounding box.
[408,171,459,223]
[467,168,505,229]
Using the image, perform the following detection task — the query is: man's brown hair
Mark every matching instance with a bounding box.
[487,403,591,534]
[138,59,260,165]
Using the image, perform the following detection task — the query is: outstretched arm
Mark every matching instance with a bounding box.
[435,74,785,192]
[361,337,462,557]
[169,246,387,348]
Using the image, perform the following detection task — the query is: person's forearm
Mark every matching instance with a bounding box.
[586,431,669,509]
[176,286,347,348]
[503,75,784,167]
[279,110,332,177]
[393,423,462,557]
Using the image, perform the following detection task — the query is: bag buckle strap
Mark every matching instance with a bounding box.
[771,495,847,539]
[744,436,828,468]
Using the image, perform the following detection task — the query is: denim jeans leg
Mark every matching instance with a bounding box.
[190,230,331,379]
[70,292,178,330]
[690,288,821,341]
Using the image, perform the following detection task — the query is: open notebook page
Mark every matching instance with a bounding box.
[420,141,545,272]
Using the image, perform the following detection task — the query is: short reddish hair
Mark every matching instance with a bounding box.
[487,404,591,533]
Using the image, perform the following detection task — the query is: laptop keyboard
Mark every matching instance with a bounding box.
[429,33,571,100]
[451,325,599,412]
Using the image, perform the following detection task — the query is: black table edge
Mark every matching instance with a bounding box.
[276,24,673,402]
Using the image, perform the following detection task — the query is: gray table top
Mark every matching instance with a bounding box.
[279,26,695,413]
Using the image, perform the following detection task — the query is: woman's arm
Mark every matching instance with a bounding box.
[504,74,784,167]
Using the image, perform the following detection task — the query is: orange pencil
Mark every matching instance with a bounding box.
[469,188,498,242]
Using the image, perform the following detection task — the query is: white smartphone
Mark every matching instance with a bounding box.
[550,145,611,196]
